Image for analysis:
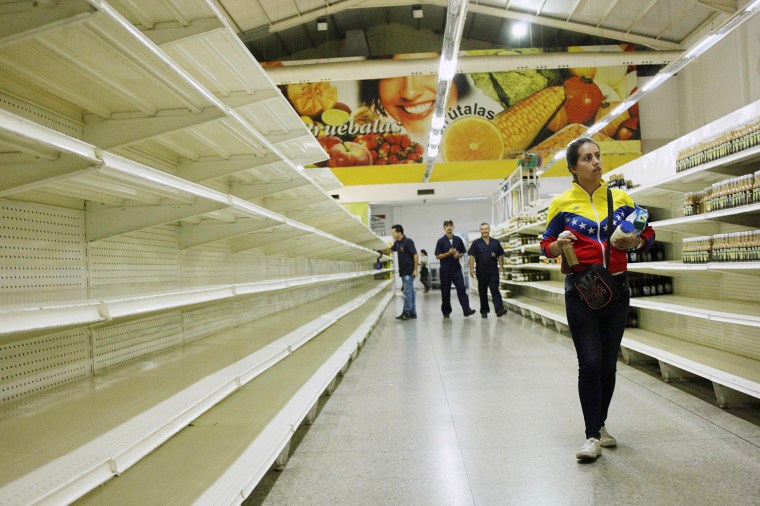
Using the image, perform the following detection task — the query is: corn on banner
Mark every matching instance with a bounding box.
[272,45,642,183]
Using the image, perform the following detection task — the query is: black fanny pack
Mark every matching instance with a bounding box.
[571,188,626,311]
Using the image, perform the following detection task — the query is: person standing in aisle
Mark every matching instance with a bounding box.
[419,249,432,293]
[468,222,506,318]
[385,224,418,320]
[540,137,655,461]
[435,220,476,319]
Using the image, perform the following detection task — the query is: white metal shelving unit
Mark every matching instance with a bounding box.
[493,103,760,409]
[0,1,393,504]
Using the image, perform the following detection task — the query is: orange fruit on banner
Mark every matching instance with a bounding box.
[287,83,338,117]
[441,115,504,162]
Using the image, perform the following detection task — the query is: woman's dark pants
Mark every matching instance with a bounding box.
[565,273,630,439]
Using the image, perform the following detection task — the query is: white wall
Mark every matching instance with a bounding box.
[373,200,492,255]
[640,13,760,148]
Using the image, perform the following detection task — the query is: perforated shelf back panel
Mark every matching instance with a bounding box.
[88,225,181,290]
[643,306,760,361]
[724,325,760,361]
[642,308,725,350]
[671,275,720,299]
[92,312,183,373]
[0,91,83,139]
[182,301,239,344]
[182,244,245,286]
[0,199,86,292]
[669,271,760,304]
[721,272,760,304]
[0,328,90,404]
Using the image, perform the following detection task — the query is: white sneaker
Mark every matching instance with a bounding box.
[576,438,602,460]
[600,427,617,448]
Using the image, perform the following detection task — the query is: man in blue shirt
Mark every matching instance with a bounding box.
[468,222,506,318]
[389,224,418,320]
[434,220,476,319]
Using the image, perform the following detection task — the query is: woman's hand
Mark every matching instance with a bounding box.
[553,231,577,256]
[611,235,642,251]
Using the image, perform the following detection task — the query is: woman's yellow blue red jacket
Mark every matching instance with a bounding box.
[540,181,655,274]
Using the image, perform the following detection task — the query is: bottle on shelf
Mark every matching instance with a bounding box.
[654,242,664,261]
[629,276,641,297]
[626,307,639,328]
[676,117,760,172]
[640,275,651,296]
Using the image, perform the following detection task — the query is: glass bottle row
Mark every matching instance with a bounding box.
[682,231,760,263]
[506,253,540,265]
[683,170,760,215]
[629,274,673,297]
[676,117,760,172]
[627,241,665,263]
[505,271,550,282]
[507,234,539,247]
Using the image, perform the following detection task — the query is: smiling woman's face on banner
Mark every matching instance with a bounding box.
[378,74,458,138]
[376,53,457,139]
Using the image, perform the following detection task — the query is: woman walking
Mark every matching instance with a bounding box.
[540,138,655,461]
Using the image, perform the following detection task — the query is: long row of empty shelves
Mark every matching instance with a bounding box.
[0,2,395,504]
[0,0,383,253]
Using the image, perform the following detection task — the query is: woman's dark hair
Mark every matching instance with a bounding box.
[566,137,599,168]
[358,73,471,112]
[420,249,428,255]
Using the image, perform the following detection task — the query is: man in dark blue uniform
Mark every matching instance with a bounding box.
[434,220,476,319]
[468,222,506,318]
[388,224,417,320]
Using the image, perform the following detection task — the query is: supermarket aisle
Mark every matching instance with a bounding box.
[248,291,760,505]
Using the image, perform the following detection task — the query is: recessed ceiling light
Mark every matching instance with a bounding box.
[512,23,528,38]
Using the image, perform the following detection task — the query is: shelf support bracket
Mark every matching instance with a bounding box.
[178,153,282,182]
[86,199,227,241]
[179,217,277,248]
[83,107,226,149]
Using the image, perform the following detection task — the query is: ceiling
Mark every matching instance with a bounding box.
[209,0,745,206]
[215,0,741,65]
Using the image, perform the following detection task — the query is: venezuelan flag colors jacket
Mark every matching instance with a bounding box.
[540,181,655,274]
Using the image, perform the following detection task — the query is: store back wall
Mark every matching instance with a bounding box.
[675,14,759,139]
[372,200,492,256]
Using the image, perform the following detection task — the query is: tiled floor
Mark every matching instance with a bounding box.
[248,290,760,505]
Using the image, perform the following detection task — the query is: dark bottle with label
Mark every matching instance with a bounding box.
[630,276,640,297]
[655,242,664,261]
[656,276,665,295]
[641,276,651,296]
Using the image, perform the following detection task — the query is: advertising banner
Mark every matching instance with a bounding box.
[273,46,642,182]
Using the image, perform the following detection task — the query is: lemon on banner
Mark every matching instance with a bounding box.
[322,108,350,126]
[442,115,504,162]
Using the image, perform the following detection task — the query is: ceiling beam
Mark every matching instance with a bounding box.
[696,0,738,14]
[448,0,683,49]
[264,50,683,84]
[245,0,368,37]
[271,0,687,50]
